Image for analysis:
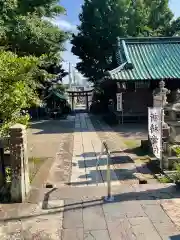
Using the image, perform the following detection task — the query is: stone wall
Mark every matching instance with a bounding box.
[10,124,30,202]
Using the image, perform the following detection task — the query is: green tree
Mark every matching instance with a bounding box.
[1,1,67,56]
[0,50,41,135]
[40,64,68,95]
[0,0,68,133]
[0,0,65,21]
[0,0,68,67]
[54,83,68,93]
[6,16,67,57]
[71,0,180,82]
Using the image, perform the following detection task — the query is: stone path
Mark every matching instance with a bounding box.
[90,115,157,184]
[61,113,180,239]
[61,185,180,240]
[70,113,119,187]
[1,113,180,239]
[27,116,74,193]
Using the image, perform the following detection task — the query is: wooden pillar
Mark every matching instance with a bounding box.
[116,82,121,93]
[86,93,89,111]
[71,93,74,111]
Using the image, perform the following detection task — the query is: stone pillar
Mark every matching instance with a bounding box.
[153,82,172,169]
[169,110,176,121]
[10,124,30,202]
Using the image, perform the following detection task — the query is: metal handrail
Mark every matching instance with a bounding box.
[96,141,114,202]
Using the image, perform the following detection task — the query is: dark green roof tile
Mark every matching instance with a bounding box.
[45,90,67,101]
[108,37,180,81]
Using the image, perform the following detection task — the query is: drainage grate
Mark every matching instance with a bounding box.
[45,183,54,188]
[139,179,147,184]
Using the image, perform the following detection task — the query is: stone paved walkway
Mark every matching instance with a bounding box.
[61,113,180,239]
[61,184,180,240]
[1,113,180,239]
[27,116,74,192]
[90,115,156,184]
[70,113,119,187]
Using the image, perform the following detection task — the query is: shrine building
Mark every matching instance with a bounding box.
[100,37,180,122]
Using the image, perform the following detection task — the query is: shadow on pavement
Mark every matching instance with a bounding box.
[169,235,180,239]
[40,184,180,214]
[123,147,154,157]
[29,118,75,134]
[76,154,133,168]
[1,184,180,222]
[72,168,136,183]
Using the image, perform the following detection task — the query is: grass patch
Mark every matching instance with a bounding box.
[135,157,150,163]
[4,157,46,184]
[123,139,139,149]
[158,175,172,183]
[28,157,46,183]
[0,157,46,203]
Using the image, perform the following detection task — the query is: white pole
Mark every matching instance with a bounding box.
[68,62,72,90]
[73,68,76,85]
[96,154,101,185]
[107,153,111,198]
[96,143,104,185]
[104,152,114,202]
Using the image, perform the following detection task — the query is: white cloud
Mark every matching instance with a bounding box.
[45,18,84,84]
[51,18,77,32]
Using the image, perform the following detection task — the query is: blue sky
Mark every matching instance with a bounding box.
[55,0,180,82]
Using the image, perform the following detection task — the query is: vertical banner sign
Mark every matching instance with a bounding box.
[148,107,162,159]
[116,93,122,111]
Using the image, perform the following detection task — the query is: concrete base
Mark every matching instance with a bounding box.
[104,195,114,202]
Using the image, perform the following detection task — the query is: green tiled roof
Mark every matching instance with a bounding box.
[107,37,180,81]
[45,90,67,101]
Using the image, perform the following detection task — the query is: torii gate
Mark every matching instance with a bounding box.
[67,89,93,112]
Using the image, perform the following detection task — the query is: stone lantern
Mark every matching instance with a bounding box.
[153,80,170,140]
[165,89,180,144]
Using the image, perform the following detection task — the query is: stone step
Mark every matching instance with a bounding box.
[1,182,175,222]
[28,182,171,205]
[28,184,140,204]
[0,185,122,221]
[28,182,176,209]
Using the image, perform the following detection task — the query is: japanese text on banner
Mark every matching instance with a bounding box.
[116,93,122,111]
[148,107,162,159]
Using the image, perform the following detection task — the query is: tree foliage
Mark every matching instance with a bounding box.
[0,0,68,133]
[0,51,41,135]
[0,0,65,20]
[40,64,68,96]
[6,15,67,57]
[0,0,68,59]
[72,0,180,82]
